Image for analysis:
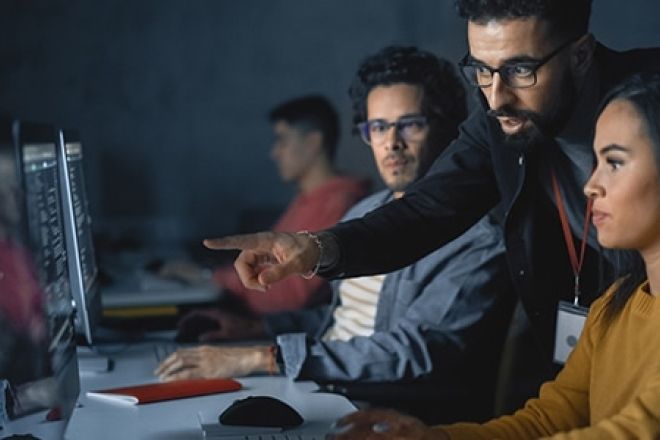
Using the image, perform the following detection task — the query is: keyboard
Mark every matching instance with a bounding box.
[153,342,179,362]
[201,420,328,440]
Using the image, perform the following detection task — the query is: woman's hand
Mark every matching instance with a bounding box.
[327,409,448,440]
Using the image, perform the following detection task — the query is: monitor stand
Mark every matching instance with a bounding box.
[76,348,113,376]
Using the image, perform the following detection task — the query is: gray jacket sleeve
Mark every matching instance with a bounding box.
[276,193,512,382]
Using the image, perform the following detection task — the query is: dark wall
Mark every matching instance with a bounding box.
[1,1,659,249]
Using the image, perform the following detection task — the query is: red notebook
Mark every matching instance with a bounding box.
[86,378,242,405]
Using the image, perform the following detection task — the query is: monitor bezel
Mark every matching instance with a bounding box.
[56,128,101,345]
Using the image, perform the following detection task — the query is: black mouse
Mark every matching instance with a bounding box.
[218,395,304,428]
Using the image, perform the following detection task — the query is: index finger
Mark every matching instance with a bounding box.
[203,232,270,251]
[154,350,183,377]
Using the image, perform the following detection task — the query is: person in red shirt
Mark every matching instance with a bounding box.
[169,96,369,339]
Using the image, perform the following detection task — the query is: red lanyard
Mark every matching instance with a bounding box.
[550,170,593,305]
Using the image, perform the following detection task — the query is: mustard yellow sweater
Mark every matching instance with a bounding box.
[440,281,660,439]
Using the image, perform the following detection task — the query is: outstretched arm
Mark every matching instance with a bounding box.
[203,231,325,291]
[206,111,498,288]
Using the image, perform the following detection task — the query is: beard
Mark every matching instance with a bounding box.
[487,106,545,148]
[487,69,578,148]
[380,153,419,193]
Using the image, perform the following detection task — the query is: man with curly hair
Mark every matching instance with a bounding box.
[156,46,514,424]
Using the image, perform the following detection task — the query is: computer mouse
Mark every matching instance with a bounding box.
[218,395,304,428]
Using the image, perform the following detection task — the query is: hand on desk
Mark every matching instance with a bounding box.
[155,345,277,382]
[176,308,266,342]
[328,409,447,440]
[203,231,321,291]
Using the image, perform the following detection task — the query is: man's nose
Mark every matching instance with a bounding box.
[383,125,403,151]
[487,73,515,111]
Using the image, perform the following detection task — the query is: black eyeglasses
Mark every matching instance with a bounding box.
[458,37,578,89]
[357,115,428,146]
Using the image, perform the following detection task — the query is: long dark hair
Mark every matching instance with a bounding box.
[596,72,660,321]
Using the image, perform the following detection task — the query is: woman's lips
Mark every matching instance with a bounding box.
[591,209,609,227]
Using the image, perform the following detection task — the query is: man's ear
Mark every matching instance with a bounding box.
[304,131,324,156]
[571,33,596,77]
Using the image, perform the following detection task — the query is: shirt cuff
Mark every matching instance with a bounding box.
[275,333,308,379]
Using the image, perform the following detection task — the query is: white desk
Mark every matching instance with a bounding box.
[63,344,355,439]
[2,409,67,439]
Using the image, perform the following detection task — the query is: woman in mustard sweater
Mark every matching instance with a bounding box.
[330,72,660,440]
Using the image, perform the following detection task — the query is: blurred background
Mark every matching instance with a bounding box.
[0,0,659,255]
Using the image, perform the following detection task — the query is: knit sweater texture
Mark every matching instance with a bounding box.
[441,281,660,439]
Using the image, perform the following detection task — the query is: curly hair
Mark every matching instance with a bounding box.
[348,46,466,148]
[456,0,592,38]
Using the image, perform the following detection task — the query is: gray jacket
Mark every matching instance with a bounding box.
[266,189,513,390]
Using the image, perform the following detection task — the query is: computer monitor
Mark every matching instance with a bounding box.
[0,118,80,435]
[56,129,102,345]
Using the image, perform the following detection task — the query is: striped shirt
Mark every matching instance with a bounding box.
[323,274,385,341]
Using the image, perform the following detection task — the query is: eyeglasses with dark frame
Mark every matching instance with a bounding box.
[357,115,429,146]
[458,37,579,89]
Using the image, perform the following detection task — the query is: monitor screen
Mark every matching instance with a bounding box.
[57,129,101,344]
[0,118,79,435]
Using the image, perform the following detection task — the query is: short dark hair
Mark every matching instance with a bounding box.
[268,95,340,160]
[456,0,592,39]
[349,46,466,148]
[596,72,660,322]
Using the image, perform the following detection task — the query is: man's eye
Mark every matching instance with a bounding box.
[400,120,424,131]
[369,122,388,133]
[475,66,491,76]
[511,64,534,77]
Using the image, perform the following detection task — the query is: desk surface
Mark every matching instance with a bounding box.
[99,249,221,309]
[62,344,355,440]
[101,275,220,308]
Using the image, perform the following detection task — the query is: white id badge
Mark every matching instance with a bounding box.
[553,300,589,364]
